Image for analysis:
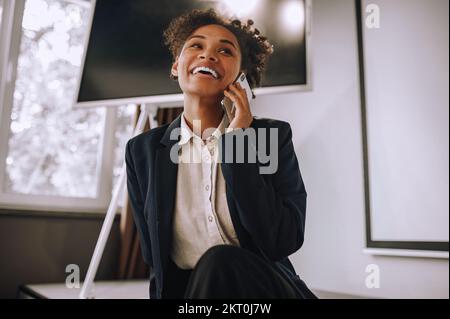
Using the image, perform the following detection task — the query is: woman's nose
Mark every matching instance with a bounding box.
[199,51,218,62]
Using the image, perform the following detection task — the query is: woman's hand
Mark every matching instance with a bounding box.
[224,82,253,129]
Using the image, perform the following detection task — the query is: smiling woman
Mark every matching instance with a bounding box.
[163,8,273,89]
[162,9,274,135]
[125,8,316,299]
[170,24,242,102]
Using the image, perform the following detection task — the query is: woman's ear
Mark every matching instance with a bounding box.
[170,57,179,80]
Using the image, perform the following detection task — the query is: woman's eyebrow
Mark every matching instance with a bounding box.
[187,34,238,50]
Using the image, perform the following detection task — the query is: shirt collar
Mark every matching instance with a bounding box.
[179,111,229,146]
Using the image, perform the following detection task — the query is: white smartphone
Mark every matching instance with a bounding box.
[221,72,254,122]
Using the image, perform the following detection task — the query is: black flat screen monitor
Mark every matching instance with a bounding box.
[74,0,311,108]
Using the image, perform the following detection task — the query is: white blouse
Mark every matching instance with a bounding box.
[170,111,240,269]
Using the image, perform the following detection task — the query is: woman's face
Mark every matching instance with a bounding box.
[171,24,242,99]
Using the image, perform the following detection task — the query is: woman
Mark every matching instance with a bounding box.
[125,8,316,299]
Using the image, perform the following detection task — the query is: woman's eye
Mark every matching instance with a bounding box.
[219,48,233,55]
[191,43,201,48]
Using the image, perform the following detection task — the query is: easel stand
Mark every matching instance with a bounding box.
[79,103,159,299]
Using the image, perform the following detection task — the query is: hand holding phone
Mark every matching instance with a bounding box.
[221,72,254,122]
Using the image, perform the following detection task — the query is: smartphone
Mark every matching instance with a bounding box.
[221,72,254,122]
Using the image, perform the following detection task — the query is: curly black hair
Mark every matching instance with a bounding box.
[163,8,274,89]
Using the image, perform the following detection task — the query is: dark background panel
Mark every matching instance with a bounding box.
[77,0,307,102]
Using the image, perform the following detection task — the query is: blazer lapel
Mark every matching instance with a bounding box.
[153,114,182,274]
[220,118,264,255]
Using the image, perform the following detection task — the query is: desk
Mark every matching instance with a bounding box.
[18,280,149,299]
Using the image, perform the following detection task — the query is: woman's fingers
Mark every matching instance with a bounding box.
[224,83,253,129]
[224,86,241,104]
[228,83,247,102]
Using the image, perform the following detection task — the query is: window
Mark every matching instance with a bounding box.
[0,0,135,213]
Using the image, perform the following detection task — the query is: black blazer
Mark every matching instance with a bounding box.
[125,113,314,299]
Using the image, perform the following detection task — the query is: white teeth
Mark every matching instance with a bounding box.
[192,66,218,79]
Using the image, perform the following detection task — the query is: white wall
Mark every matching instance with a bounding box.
[252,0,448,298]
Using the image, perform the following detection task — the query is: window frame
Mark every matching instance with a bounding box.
[0,0,118,214]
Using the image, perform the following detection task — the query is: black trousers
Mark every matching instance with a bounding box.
[162,245,316,299]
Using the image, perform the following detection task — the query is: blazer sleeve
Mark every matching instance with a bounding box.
[125,139,153,266]
[219,122,307,261]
